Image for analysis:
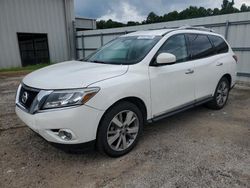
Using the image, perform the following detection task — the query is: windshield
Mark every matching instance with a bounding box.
[86,36,161,65]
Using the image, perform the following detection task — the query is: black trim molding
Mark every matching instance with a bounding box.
[237,72,250,77]
[50,140,96,153]
[148,96,213,123]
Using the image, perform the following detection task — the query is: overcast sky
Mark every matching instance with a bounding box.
[74,0,250,23]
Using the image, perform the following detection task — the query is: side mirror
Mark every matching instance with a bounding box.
[156,53,176,65]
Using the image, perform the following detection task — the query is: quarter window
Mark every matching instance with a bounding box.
[208,35,229,54]
[158,34,188,63]
[187,34,214,60]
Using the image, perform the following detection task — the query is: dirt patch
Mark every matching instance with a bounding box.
[0,75,250,188]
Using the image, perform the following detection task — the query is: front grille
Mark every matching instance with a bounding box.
[18,85,40,111]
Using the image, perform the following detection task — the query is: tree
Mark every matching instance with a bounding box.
[240,3,250,12]
[96,0,249,29]
[221,0,239,14]
[106,19,124,28]
[207,8,214,16]
[213,8,221,15]
[96,20,106,29]
[146,12,159,23]
[221,0,230,10]
[96,19,124,29]
[127,21,140,26]
[163,11,179,21]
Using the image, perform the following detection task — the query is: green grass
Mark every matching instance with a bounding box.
[0,63,50,73]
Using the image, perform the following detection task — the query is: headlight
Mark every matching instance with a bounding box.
[42,87,100,110]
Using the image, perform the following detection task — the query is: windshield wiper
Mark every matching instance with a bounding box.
[89,60,107,64]
[88,60,128,65]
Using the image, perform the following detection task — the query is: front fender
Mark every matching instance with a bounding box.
[85,72,152,120]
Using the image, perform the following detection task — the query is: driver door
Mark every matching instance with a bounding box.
[149,34,195,117]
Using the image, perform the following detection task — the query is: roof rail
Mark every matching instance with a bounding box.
[178,25,214,32]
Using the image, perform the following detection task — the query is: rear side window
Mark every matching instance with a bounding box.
[208,35,229,54]
[158,34,188,63]
[187,34,214,60]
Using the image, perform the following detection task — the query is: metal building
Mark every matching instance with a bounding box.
[0,0,76,68]
[0,0,96,69]
[76,12,250,82]
[0,0,97,69]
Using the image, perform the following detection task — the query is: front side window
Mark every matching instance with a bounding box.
[158,34,188,63]
[208,35,229,54]
[187,34,214,60]
[86,36,161,65]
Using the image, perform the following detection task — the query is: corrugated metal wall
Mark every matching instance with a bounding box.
[76,12,250,80]
[0,0,74,68]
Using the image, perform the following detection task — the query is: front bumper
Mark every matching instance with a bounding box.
[16,105,104,144]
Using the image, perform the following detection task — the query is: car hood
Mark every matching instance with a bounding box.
[23,61,128,89]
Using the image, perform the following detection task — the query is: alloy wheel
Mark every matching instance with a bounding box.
[107,110,139,151]
[216,80,229,106]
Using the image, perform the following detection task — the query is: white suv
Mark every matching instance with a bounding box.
[16,27,237,157]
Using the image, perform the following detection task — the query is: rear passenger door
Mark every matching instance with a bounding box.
[187,34,224,100]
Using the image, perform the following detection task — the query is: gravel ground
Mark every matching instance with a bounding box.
[0,73,250,188]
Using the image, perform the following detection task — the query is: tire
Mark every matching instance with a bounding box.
[96,101,143,157]
[206,77,230,110]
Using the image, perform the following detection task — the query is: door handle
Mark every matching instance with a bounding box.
[185,69,194,74]
[216,62,223,66]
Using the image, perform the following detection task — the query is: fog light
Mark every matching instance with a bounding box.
[58,129,73,141]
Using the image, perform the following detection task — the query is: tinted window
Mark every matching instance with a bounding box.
[158,34,188,63]
[187,34,214,59]
[208,35,229,54]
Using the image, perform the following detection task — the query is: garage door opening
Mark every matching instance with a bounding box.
[17,33,50,66]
